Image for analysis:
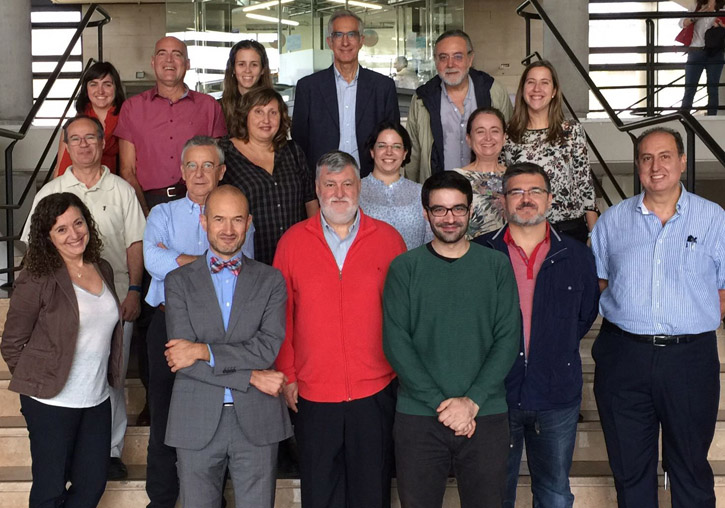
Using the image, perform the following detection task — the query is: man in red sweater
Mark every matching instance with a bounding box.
[273,150,406,508]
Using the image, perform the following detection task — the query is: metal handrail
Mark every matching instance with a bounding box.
[0,4,110,284]
[516,0,725,196]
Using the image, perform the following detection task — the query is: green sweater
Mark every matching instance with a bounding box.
[383,243,520,417]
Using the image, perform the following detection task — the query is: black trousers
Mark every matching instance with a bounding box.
[20,395,111,508]
[393,411,509,508]
[552,216,588,244]
[294,382,396,508]
[146,307,179,508]
[593,327,719,508]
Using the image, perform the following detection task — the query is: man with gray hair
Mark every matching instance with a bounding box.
[291,10,400,179]
[405,29,514,184]
[143,135,253,507]
[273,150,406,507]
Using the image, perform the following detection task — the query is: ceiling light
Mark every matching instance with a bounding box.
[328,0,382,9]
[242,0,294,12]
[245,13,300,26]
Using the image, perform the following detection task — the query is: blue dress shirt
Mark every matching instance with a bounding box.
[205,250,243,404]
[321,210,360,270]
[592,186,725,335]
[143,195,255,306]
[334,64,360,165]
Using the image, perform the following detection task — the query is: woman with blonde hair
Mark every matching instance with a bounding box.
[503,60,597,243]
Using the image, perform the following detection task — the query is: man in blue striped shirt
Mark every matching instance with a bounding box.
[591,127,725,508]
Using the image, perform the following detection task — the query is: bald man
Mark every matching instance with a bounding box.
[116,36,227,216]
[163,185,292,508]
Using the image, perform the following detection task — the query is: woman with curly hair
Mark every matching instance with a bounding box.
[54,61,126,177]
[1,192,123,507]
[219,87,318,264]
[502,60,598,243]
[220,39,273,127]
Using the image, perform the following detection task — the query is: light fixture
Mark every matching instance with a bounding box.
[242,0,294,12]
[245,13,300,26]
[328,0,382,10]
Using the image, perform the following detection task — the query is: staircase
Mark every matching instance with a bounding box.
[1,305,725,507]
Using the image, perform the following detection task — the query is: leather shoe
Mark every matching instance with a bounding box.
[108,457,128,481]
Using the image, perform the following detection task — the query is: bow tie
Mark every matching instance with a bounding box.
[210,256,242,276]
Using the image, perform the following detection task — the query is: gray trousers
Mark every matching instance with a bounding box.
[176,406,278,508]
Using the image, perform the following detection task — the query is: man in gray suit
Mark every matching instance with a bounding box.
[163,185,292,508]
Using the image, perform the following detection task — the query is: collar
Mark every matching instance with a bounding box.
[367,174,403,188]
[320,208,360,238]
[180,194,204,214]
[63,165,113,191]
[333,64,360,84]
[152,85,192,103]
[636,183,688,216]
[503,222,551,248]
[440,75,474,101]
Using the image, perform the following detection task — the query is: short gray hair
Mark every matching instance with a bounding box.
[434,30,474,55]
[181,136,225,165]
[327,10,364,37]
[315,151,360,181]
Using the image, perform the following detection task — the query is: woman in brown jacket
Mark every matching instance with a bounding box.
[1,192,123,508]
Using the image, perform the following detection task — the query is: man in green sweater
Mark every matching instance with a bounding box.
[383,170,520,508]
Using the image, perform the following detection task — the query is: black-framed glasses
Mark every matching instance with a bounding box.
[426,205,470,217]
[67,134,100,146]
[330,31,361,40]
[505,187,549,199]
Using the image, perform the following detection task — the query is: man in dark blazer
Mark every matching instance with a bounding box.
[163,185,292,508]
[291,9,400,178]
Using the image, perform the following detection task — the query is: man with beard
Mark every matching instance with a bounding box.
[404,30,513,184]
[163,185,291,507]
[273,150,406,508]
[382,170,520,508]
[475,163,599,507]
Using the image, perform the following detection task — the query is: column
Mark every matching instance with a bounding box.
[0,0,33,122]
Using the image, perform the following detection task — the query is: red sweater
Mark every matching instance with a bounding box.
[273,211,406,402]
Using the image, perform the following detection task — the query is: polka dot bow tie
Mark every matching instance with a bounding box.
[210,256,242,276]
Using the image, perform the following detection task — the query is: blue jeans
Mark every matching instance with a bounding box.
[682,48,725,116]
[504,404,580,508]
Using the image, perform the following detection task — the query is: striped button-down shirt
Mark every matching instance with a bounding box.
[591,186,725,335]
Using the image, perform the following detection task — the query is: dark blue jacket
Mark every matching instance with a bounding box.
[414,68,494,174]
[291,65,400,178]
[475,226,599,411]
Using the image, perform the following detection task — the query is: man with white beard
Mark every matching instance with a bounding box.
[273,150,406,508]
[404,30,513,184]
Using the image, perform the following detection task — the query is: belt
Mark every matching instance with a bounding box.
[223,402,234,407]
[145,183,187,198]
[601,319,710,346]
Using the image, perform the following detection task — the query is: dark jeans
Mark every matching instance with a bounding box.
[294,382,396,508]
[593,326,719,508]
[146,307,179,508]
[20,395,111,508]
[394,411,509,508]
[682,48,725,116]
[504,404,580,508]
[552,216,588,244]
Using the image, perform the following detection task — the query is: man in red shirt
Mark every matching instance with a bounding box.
[116,36,226,216]
[273,151,406,508]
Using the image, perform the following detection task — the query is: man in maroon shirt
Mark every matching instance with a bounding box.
[116,36,227,216]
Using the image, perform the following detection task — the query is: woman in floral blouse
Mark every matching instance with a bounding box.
[502,60,598,243]
[452,107,507,239]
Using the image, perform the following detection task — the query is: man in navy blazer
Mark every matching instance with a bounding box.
[291,9,400,178]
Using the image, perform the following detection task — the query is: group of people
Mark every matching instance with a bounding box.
[1,7,724,508]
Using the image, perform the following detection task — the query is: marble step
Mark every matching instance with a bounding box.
[4,463,725,508]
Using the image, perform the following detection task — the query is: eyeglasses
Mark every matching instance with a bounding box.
[435,52,470,63]
[67,134,100,146]
[330,31,361,40]
[505,187,549,199]
[426,205,470,217]
[184,161,221,173]
[375,142,404,151]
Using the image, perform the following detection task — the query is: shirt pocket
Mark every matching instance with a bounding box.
[680,247,714,277]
